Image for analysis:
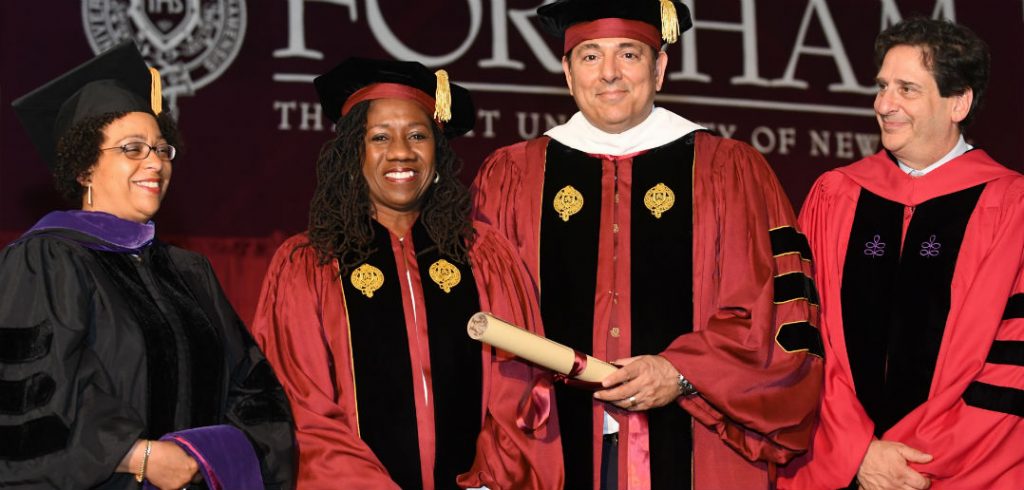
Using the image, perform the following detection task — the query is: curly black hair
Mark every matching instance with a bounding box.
[875,17,990,129]
[303,100,475,274]
[53,111,182,204]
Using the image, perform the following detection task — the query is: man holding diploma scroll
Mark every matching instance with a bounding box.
[471,1,824,488]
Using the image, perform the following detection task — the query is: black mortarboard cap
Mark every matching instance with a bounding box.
[314,57,475,139]
[538,0,692,53]
[11,41,159,169]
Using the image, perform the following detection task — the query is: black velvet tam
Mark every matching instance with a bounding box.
[536,0,692,39]
[313,57,475,138]
[11,41,155,169]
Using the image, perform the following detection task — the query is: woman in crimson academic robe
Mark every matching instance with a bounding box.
[1,43,296,489]
[249,57,562,490]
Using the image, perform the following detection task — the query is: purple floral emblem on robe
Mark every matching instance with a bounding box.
[864,235,886,257]
[920,234,941,257]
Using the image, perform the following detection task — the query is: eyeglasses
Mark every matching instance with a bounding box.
[101,142,177,161]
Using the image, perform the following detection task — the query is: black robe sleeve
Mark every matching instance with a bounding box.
[0,236,146,488]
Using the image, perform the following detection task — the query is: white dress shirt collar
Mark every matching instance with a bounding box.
[897,135,973,177]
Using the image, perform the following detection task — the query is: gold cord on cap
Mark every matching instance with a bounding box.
[433,69,452,123]
[659,0,680,44]
[148,67,163,115]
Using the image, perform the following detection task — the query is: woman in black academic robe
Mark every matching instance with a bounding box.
[0,43,295,489]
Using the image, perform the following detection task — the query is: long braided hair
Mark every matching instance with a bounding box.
[302,100,475,274]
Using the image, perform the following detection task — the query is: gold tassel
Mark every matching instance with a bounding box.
[148,67,163,115]
[659,0,680,44]
[433,69,452,123]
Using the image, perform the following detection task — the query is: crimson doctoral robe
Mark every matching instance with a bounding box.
[472,131,823,489]
[250,221,562,490]
[779,150,1024,489]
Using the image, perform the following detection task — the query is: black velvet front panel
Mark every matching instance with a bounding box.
[539,139,603,490]
[630,135,695,488]
[841,189,903,431]
[147,245,225,429]
[343,224,422,490]
[881,184,984,432]
[842,185,985,435]
[92,251,179,438]
[412,223,483,490]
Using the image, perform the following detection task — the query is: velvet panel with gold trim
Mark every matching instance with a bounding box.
[343,224,422,490]
[770,226,812,261]
[776,321,825,358]
[412,222,483,489]
[539,139,603,490]
[773,272,820,306]
[629,134,696,488]
[343,220,483,490]
[538,135,700,488]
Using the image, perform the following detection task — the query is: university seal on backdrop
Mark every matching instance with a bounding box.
[82,0,246,113]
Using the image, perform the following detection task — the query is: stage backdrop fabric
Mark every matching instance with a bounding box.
[2,0,1022,322]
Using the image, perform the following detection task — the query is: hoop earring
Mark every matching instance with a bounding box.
[87,185,93,206]
[433,173,440,184]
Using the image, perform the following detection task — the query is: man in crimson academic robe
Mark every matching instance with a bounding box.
[778,18,1024,490]
[470,1,824,488]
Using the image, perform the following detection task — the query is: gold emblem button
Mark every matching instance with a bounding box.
[429,259,462,293]
[351,264,384,298]
[553,185,584,222]
[644,183,675,218]
[610,327,621,338]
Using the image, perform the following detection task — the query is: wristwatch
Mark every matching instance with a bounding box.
[677,373,698,397]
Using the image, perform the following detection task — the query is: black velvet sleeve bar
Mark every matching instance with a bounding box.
[0,236,146,489]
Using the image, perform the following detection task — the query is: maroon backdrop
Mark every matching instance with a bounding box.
[3,1,1022,322]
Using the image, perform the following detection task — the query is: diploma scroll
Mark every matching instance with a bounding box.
[467,312,618,384]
